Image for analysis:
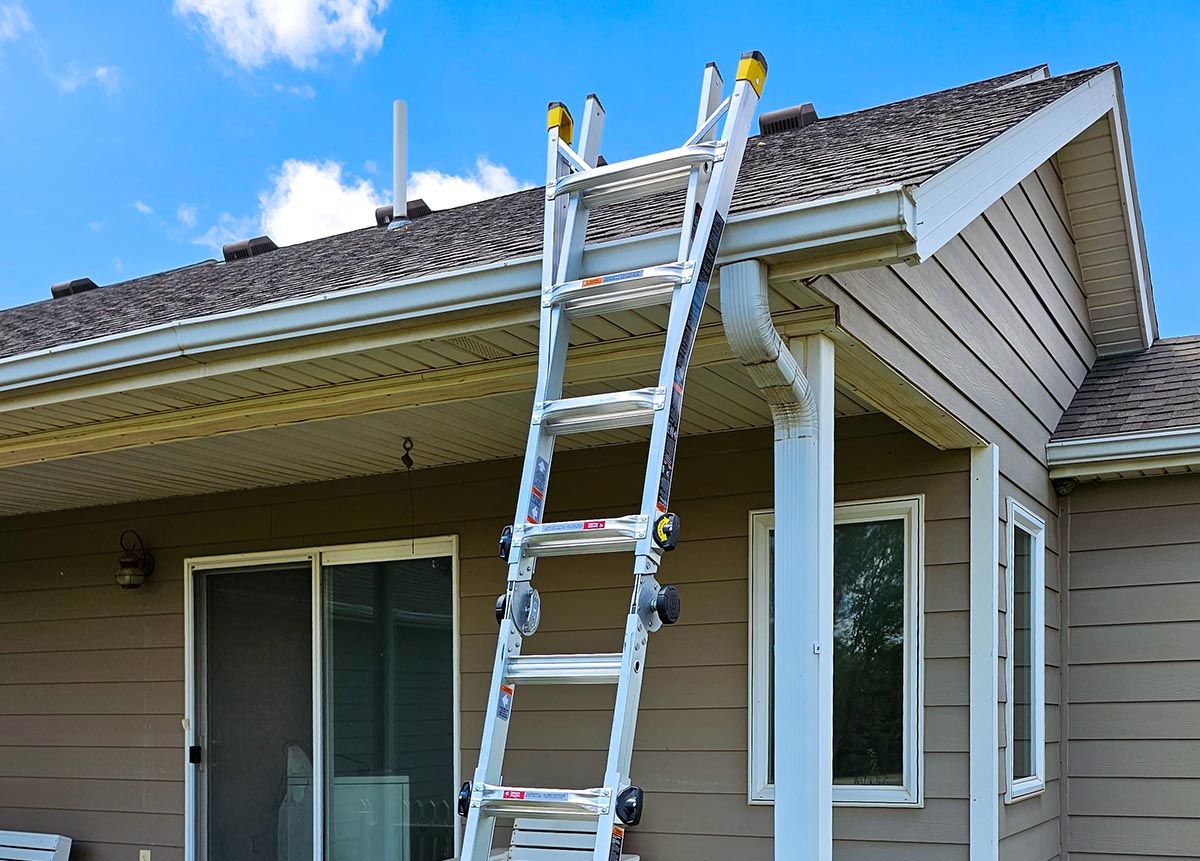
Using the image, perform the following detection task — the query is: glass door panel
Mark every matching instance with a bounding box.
[199,562,315,861]
[323,555,455,861]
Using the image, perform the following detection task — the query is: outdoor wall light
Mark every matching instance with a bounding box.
[116,530,155,589]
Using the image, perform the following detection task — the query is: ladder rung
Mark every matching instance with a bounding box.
[506,653,623,685]
[545,261,694,317]
[514,514,647,558]
[472,784,612,820]
[534,388,665,435]
[550,141,725,205]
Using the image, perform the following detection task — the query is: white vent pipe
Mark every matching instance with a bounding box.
[392,100,408,224]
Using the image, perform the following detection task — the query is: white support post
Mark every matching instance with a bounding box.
[720,260,833,861]
[782,334,834,861]
[969,443,1000,860]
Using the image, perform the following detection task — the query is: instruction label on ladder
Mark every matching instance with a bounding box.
[608,826,625,861]
[526,457,549,524]
[496,684,514,721]
[657,212,725,512]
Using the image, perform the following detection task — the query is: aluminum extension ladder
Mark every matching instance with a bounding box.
[457,51,768,861]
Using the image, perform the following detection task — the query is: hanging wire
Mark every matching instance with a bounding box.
[402,437,416,553]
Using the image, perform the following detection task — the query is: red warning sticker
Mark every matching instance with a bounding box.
[608,826,625,861]
[502,790,525,800]
[583,520,606,530]
[496,684,514,721]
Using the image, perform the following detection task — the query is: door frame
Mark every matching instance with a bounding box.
[184,536,461,861]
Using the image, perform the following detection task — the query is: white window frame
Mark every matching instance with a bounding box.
[183,536,461,861]
[1005,499,1046,802]
[749,495,925,807]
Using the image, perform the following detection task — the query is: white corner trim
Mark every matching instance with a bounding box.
[969,444,999,860]
[914,67,1119,261]
[1047,425,1200,478]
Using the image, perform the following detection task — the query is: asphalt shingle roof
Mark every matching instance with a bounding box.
[0,64,1113,362]
[1052,336,1200,441]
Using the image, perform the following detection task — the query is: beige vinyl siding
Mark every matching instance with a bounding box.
[0,415,970,861]
[1065,473,1200,859]
[808,161,1089,861]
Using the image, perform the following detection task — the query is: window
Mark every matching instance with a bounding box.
[1005,499,1046,802]
[749,496,924,806]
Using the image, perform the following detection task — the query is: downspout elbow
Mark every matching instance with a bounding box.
[720,261,817,438]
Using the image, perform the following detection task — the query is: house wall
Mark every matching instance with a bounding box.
[810,160,1091,861]
[0,415,973,861]
[1064,473,1200,859]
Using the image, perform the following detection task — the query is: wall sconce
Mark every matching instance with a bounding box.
[116,530,155,589]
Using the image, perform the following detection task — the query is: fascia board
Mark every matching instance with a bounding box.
[1046,426,1200,467]
[0,185,915,400]
[913,69,1119,262]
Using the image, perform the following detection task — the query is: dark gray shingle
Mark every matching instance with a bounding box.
[0,64,1112,362]
[1053,336,1200,440]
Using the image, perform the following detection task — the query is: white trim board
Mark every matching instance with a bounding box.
[968,444,999,860]
[1047,425,1200,480]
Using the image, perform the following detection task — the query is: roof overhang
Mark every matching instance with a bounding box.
[0,65,1154,409]
[1047,426,1200,481]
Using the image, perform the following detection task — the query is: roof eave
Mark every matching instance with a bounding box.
[1047,426,1200,480]
[0,184,918,404]
[910,66,1155,352]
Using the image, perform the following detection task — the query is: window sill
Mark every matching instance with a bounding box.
[750,790,924,809]
[1005,778,1046,804]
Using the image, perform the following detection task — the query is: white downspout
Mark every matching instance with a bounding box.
[721,259,833,861]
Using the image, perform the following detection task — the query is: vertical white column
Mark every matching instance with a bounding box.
[970,443,1000,860]
[393,100,407,221]
[773,334,834,861]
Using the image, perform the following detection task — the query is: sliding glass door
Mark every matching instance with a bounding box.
[322,551,456,861]
[187,539,458,861]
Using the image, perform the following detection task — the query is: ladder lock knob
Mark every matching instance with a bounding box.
[654,585,682,625]
[495,594,507,626]
[653,513,680,551]
[457,781,472,817]
[498,525,513,561]
[615,785,644,826]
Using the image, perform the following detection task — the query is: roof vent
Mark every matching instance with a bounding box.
[376,199,433,227]
[758,102,818,136]
[51,277,101,299]
[222,235,277,263]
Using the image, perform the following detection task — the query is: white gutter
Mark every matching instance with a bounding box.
[0,184,917,401]
[1047,425,1200,479]
[721,259,833,861]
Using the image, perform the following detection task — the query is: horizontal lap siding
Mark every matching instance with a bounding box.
[0,416,968,861]
[1066,474,1200,859]
[813,161,1091,861]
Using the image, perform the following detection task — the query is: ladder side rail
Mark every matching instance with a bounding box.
[691,63,727,145]
[591,613,649,861]
[557,96,605,286]
[634,69,763,552]
[461,621,524,859]
[505,105,596,581]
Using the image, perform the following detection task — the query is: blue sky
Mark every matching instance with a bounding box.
[0,1,1195,335]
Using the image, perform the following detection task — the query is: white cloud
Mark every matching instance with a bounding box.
[177,204,198,227]
[89,221,104,232]
[0,1,31,43]
[113,256,125,273]
[409,158,528,209]
[194,155,529,251]
[194,212,258,251]
[175,0,389,69]
[54,64,122,94]
[134,200,153,215]
[274,82,316,98]
[258,158,383,245]
[363,159,378,175]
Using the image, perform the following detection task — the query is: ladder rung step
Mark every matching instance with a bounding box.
[514,514,647,558]
[506,653,623,685]
[545,261,693,317]
[551,141,724,205]
[534,388,665,435]
[472,784,612,820]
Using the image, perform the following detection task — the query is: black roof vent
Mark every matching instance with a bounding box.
[222,235,277,263]
[375,199,434,227]
[759,102,818,136]
[51,277,101,299]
